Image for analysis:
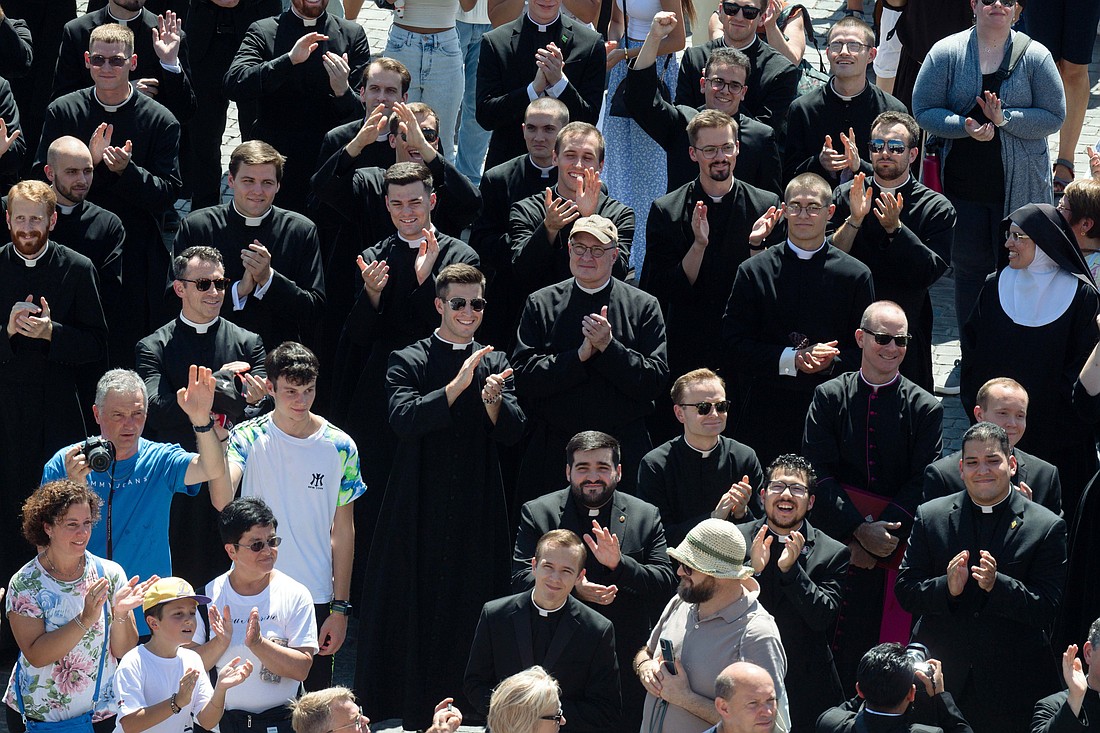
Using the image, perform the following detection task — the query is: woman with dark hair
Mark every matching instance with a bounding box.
[961,203,1100,520]
[3,480,155,733]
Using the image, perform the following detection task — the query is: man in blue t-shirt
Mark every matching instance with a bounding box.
[42,366,229,634]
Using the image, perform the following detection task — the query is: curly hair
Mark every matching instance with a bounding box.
[22,479,102,548]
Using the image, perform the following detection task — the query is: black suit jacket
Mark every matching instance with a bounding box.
[476,14,606,169]
[816,694,972,733]
[464,592,620,733]
[924,447,1062,517]
[1032,689,1100,733]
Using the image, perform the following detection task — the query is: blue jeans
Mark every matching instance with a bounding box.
[454,20,493,183]
[385,25,464,159]
[949,196,1004,334]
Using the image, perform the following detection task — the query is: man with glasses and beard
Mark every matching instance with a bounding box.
[802,300,942,694]
[513,430,676,733]
[634,518,788,733]
[738,455,849,733]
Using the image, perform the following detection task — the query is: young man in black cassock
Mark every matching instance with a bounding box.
[802,300,942,694]
[224,0,371,214]
[356,263,524,731]
[625,15,779,195]
[512,213,667,503]
[830,112,952,393]
[720,172,873,468]
[36,23,182,367]
[174,140,325,352]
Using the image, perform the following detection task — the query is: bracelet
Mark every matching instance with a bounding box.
[193,417,216,433]
[73,617,90,635]
[170,695,182,715]
[330,600,352,616]
[846,218,861,230]
[482,394,502,405]
[748,241,766,251]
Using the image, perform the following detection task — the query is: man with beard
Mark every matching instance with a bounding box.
[830,112,953,393]
[738,454,848,733]
[512,430,676,733]
[634,518,788,733]
[465,529,621,731]
[0,179,108,592]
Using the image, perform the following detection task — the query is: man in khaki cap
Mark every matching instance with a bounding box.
[633,518,789,733]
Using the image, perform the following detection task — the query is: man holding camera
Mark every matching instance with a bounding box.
[816,643,971,733]
[40,366,229,633]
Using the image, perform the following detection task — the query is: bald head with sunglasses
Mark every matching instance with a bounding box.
[855,300,910,385]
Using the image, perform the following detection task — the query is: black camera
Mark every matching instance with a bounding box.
[81,437,116,472]
[904,643,935,679]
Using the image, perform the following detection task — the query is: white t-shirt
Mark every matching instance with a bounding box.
[114,646,212,733]
[197,571,319,713]
[227,415,366,603]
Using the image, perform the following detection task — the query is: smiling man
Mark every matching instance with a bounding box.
[356,263,525,730]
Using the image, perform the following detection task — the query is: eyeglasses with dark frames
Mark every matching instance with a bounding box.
[677,400,731,415]
[325,708,366,733]
[400,127,440,143]
[540,709,565,726]
[234,536,282,553]
[827,40,872,54]
[569,243,612,258]
[862,330,912,347]
[89,54,129,68]
[707,77,745,94]
[178,277,232,292]
[446,297,487,312]
[867,138,909,155]
[692,142,737,159]
[765,481,809,497]
[720,2,762,19]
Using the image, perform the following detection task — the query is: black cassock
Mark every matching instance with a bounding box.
[0,241,107,583]
[174,203,326,351]
[1059,383,1100,652]
[356,335,524,729]
[512,278,668,502]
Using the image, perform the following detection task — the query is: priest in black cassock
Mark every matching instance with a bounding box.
[36,23,182,366]
[803,300,942,694]
[174,140,325,352]
[0,180,108,590]
[224,0,371,214]
[356,263,524,731]
[830,112,952,393]
[512,213,667,504]
[721,172,874,467]
[329,161,479,590]
[136,245,267,589]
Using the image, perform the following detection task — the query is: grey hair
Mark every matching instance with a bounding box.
[95,369,147,408]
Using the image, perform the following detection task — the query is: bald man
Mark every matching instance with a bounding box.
[711,663,778,733]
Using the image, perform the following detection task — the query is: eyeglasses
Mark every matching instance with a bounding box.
[400,127,440,143]
[570,242,612,258]
[678,400,731,415]
[1057,201,1072,214]
[234,536,282,552]
[785,203,825,217]
[178,277,232,292]
[326,708,366,733]
[446,296,487,312]
[692,143,737,159]
[868,138,909,155]
[89,54,129,68]
[863,329,912,347]
[827,40,872,54]
[1006,230,1032,242]
[765,481,809,497]
[720,2,762,19]
[540,709,565,726]
[678,563,695,576]
[979,0,1016,6]
[707,77,745,94]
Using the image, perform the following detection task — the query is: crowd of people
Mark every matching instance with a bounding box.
[1,0,1100,732]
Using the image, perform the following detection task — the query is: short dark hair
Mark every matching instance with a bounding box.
[435,263,485,298]
[1088,617,1100,648]
[363,57,411,95]
[534,529,587,568]
[703,46,751,80]
[266,341,320,386]
[383,161,434,195]
[828,16,875,46]
[554,122,605,163]
[857,643,914,710]
[784,172,833,206]
[686,109,739,147]
[173,246,224,279]
[871,111,921,149]
[526,97,570,128]
[229,140,286,182]
[22,480,102,548]
[961,422,1010,458]
[565,430,620,466]
[219,497,278,546]
[765,455,817,495]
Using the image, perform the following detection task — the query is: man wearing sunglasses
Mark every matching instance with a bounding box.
[803,300,942,693]
[356,263,524,731]
[675,0,798,136]
[829,111,954,394]
[782,16,906,184]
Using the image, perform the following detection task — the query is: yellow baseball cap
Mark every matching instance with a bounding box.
[142,577,211,612]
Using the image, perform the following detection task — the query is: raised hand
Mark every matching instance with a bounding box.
[1063,645,1088,715]
[176,668,201,707]
[289,32,327,65]
[947,549,969,596]
[215,657,254,690]
[152,11,182,66]
[583,520,622,570]
[241,241,273,289]
[536,43,565,85]
[839,126,860,172]
[848,172,873,226]
[749,205,783,250]
[691,201,709,247]
[427,699,462,733]
[244,607,262,648]
[102,140,133,173]
[873,191,904,234]
[777,530,804,572]
[750,525,773,573]
[0,118,20,158]
[113,575,160,616]
[819,134,848,172]
[357,256,389,295]
[650,11,678,38]
[323,51,351,96]
[544,188,580,238]
[447,345,493,403]
[209,604,233,645]
[481,366,513,405]
[89,123,113,166]
[972,549,997,592]
[575,167,601,217]
[347,104,388,156]
[176,364,216,425]
[413,228,440,285]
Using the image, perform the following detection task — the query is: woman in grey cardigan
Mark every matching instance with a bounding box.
[912,0,1064,335]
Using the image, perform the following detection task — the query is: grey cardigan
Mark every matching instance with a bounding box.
[912,28,1065,216]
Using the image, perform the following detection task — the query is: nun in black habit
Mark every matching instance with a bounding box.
[960,202,1100,522]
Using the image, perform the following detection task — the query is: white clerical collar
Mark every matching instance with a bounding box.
[290,5,322,25]
[57,202,78,216]
[433,329,472,350]
[232,202,273,227]
[770,521,804,539]
[529,156,555,178]
[858,369,900,390]
[864,710,904,718]
[973,490,1011,514]
[531,592,568,617]
[399,225,437,248]
[106,7,139,24]
[686,438,719,458]
[526,11,561,31]
[180,312,219,334]
[875,173,910,193]
[787,239,825,260]
[94,84,134,113]
[829,78,865,102]
[15,241,48,267]
[575,278,612,294]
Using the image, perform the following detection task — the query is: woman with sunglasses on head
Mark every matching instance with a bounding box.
[960,203,1099,521]
[487,666,565,733]
[912,0,1065,345]
[4,479,154,733]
